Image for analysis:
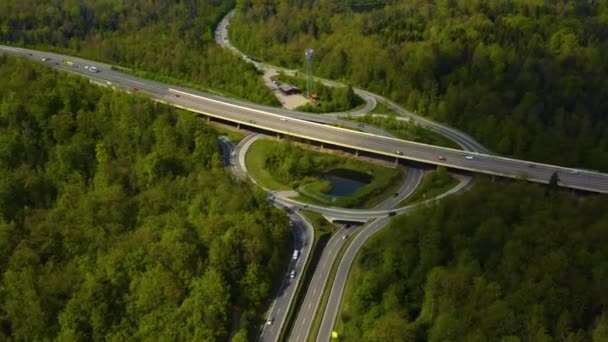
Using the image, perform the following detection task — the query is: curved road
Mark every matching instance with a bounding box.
[231,133,444,342]
[224,134,315,342]
[215,11,480,153]
[315,178,472,342]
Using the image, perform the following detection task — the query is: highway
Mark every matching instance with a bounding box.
[3,45,602,193]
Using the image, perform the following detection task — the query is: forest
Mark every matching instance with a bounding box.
[0,55,288,341]
[231,0,608,171]
[339,180,608,341]
[0,0,278,105]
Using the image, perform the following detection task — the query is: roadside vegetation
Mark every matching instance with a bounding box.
[232,1,608,171]
[348,113,459,149]
[245,139,403,208]
[0,0,278,106]
[398,166,459,207]
[337,180,608,341]
[272,73,364,113]
[0,56,288,341]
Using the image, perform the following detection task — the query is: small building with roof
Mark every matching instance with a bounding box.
[279,83,300,95]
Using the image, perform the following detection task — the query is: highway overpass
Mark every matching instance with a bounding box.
[2,45,607,194]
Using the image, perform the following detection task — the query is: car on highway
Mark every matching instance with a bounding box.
[569,169,579,175]
[290,270,296,279]
[388,211,396,217]
[437,155,446,161]
[266,318,273,326]
[280,118,287,122]
[465,155,474,160]
[342,235,348,240]
[396,150,403,155]
[292,250,299,260]
[41,57,49,61]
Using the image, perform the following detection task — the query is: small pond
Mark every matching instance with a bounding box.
[325,169,372,197]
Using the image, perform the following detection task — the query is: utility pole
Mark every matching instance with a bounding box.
[305,48,314,98]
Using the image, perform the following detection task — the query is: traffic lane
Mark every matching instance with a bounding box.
[30,46,605,192]
[289,228,353,342]
[317,217,390,342]
[9,46,607,192]
[154,92,608,192]
[376,167,424,210]
[259,213,311,342]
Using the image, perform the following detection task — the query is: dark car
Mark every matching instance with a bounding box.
[132,87,140,92]
[388,211,396,217]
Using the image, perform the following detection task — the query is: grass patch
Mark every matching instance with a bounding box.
[279,211,335,342]
[399,166,459,207]
[245,139,292,190]
[368,100,392,115]
[117,66,281,107]
[346,113,459,149]
[246,139,404,208]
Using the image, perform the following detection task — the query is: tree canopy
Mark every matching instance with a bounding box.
[0,55,288,341]
[339,179,608,341]
[0,0,278,105]
[232,0,608,170]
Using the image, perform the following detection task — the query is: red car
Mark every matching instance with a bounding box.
[437,155,446,161]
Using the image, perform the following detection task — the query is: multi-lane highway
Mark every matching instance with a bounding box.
[3,45,602,193]
[4,44,605,194]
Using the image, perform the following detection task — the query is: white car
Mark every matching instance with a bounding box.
[292,250,299,260]
[465,155,474,160]
[266,319,273,326]
[290,270,296,279]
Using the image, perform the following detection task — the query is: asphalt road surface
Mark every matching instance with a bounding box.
[3,46,601,193]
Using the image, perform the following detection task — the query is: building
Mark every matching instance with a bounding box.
[279,83,300,95]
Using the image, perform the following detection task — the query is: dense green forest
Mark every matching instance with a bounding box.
[339,180,608,341]
[0,55,288,340]
[0,0,278,105]
[232,0,608,171]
